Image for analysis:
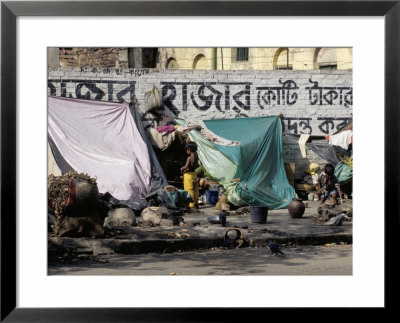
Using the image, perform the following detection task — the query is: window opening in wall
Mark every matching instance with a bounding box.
[274,66,293,70]
[319,64,337,70]
[236,48,249,61]
[274,48,292,70]
[315,48,337,70]
[193,54,208,70]
[166,57,178,69]
[142,48,158,68]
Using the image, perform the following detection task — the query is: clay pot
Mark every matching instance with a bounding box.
[288,198,306,218]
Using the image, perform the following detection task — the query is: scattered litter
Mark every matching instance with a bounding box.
[168,231,191,239]
[169,272,176,276]
[324,213,350,226]
[235,206,250,215]
[325,243,338,247]
[104,208,136,227]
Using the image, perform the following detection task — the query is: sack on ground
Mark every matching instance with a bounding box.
[144,86,163,112]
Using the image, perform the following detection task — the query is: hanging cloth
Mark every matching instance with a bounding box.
[298,134,310,158]
[48,96,151,200]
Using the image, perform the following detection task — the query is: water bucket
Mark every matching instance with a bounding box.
[205,189,219,205]
[250,205,269,223]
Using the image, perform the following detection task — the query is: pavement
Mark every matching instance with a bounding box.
[48,200,352,258]
[49,245,353,276]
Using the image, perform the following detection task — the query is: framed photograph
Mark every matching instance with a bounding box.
[1,0,397,321]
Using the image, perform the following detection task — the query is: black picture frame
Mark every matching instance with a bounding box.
[1,1,397,321]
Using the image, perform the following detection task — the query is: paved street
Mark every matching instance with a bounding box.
[49,244,352,276]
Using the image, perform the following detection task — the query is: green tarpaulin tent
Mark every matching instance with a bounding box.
[176,116,295,209]
[204,116,295,209]
[175,119,237,182]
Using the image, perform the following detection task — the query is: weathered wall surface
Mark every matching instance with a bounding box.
[157,47,353,71]
[48,68,352,178]
[57,48,129,69]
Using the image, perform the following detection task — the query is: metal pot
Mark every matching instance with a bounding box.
[288,198,305,218]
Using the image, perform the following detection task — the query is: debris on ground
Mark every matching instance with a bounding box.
[323,213,351,226]
[167,230,191,239]
[48,172,104,238]
[315,203,353,223]
[215,194,231,211]
[141,206,183,226]
[104,207,136,227]
[179,221,198,227]
[48,171,97,216]
[221,229,244,249]
[235,206,250,215]
[325,243,337,247]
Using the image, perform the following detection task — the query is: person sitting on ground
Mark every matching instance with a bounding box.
[180,142,200,210]
[199,178,210,189]
[317,163,343,205]
[195,162,218,182]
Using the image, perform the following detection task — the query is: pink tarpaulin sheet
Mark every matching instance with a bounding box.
[48,96,151,200]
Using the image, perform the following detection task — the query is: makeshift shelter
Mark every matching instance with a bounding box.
[283,130,353,196]
[284,134,340,167]
[47,142,62,177]
[174,119,238,182]
[48,96,297,210]
[334,161,352,183]
[176,116,296,209]
[48,96,175,211]
[48,96,151,200]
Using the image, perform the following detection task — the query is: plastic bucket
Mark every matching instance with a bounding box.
[205,189,219,205]
[250,205,269,223]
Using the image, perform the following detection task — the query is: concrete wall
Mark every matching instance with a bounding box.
[48,68,352,178]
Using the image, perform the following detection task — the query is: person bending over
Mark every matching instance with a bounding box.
[317,163,343,205]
